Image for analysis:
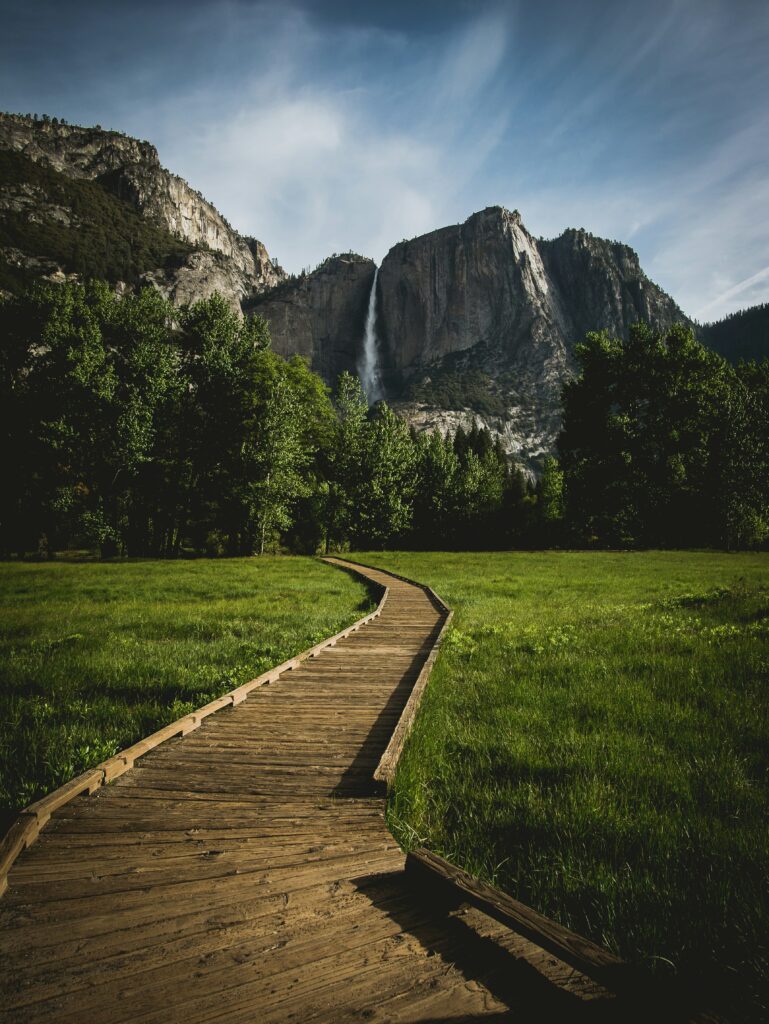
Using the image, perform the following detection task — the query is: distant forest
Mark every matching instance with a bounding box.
[699,302,769,364]
[1,280,768,557]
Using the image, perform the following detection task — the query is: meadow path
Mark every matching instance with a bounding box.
[0,559,608,1023]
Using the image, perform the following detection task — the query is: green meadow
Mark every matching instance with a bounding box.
[353,550,769,1017]
[2,550,767,1016]
[0,557,373,829]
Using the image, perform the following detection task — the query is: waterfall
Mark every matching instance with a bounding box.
[358,267,384,404]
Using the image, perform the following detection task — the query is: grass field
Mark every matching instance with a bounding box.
[0,557,373,830]
[352,550,769,1018]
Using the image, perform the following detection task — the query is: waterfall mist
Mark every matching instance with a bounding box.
[358,267,384,404]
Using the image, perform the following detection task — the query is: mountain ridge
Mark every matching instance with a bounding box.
[2,112,765,473]
[254,205,689,471]
[0,111,284,308]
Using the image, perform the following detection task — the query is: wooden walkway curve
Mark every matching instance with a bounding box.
[0,559,611,1024]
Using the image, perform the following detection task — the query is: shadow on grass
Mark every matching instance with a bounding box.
[351,869,616,1022]
[351,869,713,1024]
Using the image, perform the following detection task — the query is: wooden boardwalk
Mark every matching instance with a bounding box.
[0,560,612,1023]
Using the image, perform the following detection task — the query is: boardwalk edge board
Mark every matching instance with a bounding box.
[327,560,719,1020]
[373,616,453,786]
[0,571,389,897]
[320,556,453,788]
[406,850,722,1021]
[406,848,624,978]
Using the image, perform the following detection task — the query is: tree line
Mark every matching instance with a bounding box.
[1,281,767,557]
[0,281,535,557]
[557,322,769,549]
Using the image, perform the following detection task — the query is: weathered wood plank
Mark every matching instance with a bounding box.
[0,572,388,887]
[0,557,649,1023]
[407,848,623,976]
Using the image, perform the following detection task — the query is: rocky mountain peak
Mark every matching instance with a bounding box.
[0,112,284,310]
[246,204,687,472]
[0,114,697,473]
[248,252,376,382]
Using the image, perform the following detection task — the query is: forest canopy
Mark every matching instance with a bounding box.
[1,281,767,557]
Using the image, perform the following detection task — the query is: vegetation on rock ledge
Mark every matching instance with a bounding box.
[0,150,194,291]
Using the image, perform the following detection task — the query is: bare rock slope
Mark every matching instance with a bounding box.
[255,207,688,471]
[0,113,283,308]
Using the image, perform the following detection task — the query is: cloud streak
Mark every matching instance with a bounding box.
[0,0,767,320]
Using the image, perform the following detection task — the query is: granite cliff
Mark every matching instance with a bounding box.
[0,115,698,471]
[0,113,283,308]
[248,254,376,380]
[253,207,688,471]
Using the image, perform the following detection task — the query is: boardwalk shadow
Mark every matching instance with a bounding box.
[350,870,700,1024]
[331,628,442,799]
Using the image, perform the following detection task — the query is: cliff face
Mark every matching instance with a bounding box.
[252,207,687,472]
[539,227,686,344]
[140,251,263,311]
[378,207,685,379]
[375,207,687,471]
[377,208,570,373]
[0,113,283,307]
[1,115,693,472]
[249,255,376,383]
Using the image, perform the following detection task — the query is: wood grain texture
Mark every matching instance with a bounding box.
[0,577,388,885]
[0,558,627,1022]
[406,848,624,976]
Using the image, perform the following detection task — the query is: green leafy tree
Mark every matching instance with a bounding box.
[455,448,506,548]
[353,402,417,547]
[535,456,566,545]
[251,372,312,555]
[501,461,532,547]
[716,360,769,548]
[412,431,462,548]
[559,322,734,547]
[0,282,181,555]
[327,372,370,549]
[9,281,120,552]
[174,297,271,553]
[98,286,179,554]
[0,284,51,553]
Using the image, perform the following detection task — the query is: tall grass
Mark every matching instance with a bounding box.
[352,551,769,1019]
[0,557,373,828]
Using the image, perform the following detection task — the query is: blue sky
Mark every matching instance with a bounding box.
[2,0,768,320]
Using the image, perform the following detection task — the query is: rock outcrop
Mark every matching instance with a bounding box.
[374,208,687,470]
[140,251,261,315]
[253,207,687,471]
[0,113,283,305]
[248,255,376,382]
[378,208,568,375]
[539,227,686,344]
[378,207,686,380]
[1,115,695,472]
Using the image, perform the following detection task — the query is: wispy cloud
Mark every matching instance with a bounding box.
[696,265,769,318]
[1,0,767,320]
[131,3,515,271]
